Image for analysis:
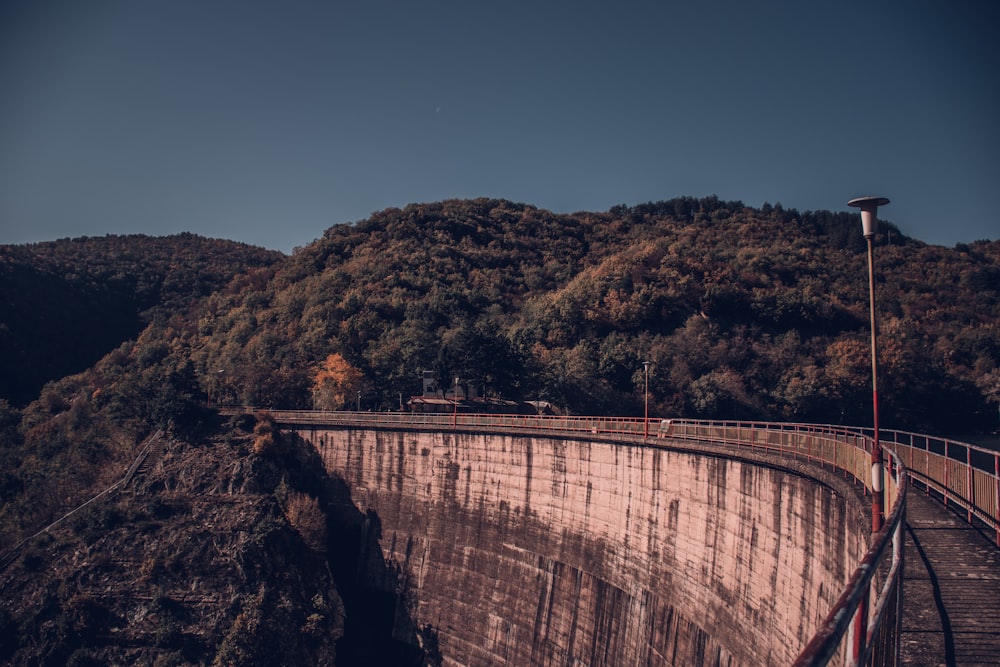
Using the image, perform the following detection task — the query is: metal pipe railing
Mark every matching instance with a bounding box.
[872,428,1000,548]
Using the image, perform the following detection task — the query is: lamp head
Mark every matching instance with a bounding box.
[848,196,890,238]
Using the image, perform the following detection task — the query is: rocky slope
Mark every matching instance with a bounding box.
[0,417,346,666]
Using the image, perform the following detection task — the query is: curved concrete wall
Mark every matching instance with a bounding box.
[294,427,869,666]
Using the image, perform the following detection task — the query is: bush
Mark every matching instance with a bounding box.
[284,492,327,554]
[251,411,284,456]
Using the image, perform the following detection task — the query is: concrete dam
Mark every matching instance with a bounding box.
[287,423,871,666]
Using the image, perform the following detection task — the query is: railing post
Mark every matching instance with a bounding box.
[894,504,905,667]
[967,445,974,524]
[851,590,868,667]
[909,433,914,483]
[944,440,950,508]
[924,438,930,496]
[995,453,1000,549]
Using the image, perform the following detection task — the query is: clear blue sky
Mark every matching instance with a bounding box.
[2,0,997,253]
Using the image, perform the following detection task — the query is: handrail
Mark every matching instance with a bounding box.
[865,428,1000,547]
[252,409,920,666]
[792,447,907,666]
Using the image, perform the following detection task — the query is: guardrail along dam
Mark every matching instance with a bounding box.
[289,425,870,666]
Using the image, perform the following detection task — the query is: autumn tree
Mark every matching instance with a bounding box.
[311,353,364,410]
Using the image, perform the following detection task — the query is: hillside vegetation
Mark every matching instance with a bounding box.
[189,197,999,430]
[0,233,283,406]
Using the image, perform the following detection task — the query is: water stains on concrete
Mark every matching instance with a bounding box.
[295,427,869,666]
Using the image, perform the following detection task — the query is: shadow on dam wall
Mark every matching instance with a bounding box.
[289,427,870,667]
[284,433,436,666]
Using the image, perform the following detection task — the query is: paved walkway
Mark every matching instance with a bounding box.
[901,491,1000,666]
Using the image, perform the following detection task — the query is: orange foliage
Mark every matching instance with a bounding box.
[311,354,363,410]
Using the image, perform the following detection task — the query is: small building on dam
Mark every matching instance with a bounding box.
[287,425,871,666]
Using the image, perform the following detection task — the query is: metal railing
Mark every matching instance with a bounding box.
[244,409,994,666]
[875,429,1000,547]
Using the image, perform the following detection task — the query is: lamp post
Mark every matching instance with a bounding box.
[849,195,889,532]
[453,376,460,427]
[643,361,651,442]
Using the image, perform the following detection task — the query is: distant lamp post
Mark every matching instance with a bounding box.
[643,361,651,442]
[849,195,890,532]
[453,376,460,427]
[357,390,361,412]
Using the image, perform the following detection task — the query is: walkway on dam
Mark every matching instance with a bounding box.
[901,491,1000,666]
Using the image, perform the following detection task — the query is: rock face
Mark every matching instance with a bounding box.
[0,432,346,666]
[291,427,870,667]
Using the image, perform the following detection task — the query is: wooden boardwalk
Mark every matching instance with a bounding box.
[901,491,1000,666]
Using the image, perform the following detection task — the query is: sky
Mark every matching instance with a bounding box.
[1,1,997,254]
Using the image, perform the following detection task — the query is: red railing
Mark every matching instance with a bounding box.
[246,409,993,666]
[873,429,1000,547]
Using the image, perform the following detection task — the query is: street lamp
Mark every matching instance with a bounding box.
[643,361,651,442]
[849,195,889,532]
[453,376,460,427]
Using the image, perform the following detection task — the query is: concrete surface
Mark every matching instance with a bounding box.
[291,427,870,666]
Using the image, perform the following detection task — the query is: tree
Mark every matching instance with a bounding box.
[311,354,364,410]
[442,324,527,399]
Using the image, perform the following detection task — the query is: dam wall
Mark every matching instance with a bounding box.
[291,426,869,666]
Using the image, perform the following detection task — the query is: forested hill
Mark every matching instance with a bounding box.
[5,198,999,433]
[0,233,284,406]
[161,196,995,434]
